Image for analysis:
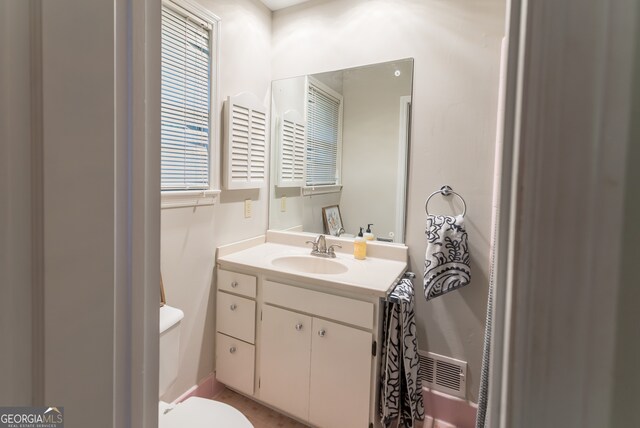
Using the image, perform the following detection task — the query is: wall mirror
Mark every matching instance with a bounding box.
[268,58,414,244]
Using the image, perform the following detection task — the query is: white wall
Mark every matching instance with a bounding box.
[272,0,505,402]
[340,62,412,238]
[302,192,341,232]
[0,0,33,406]
[313,70,344,94]
[160,0,272,402]
[269,76,307,231]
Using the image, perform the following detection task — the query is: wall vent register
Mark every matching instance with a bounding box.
[418,351,467,399]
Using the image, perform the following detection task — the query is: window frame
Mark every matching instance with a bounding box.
[160,0,221,209]
[302,76,343,195]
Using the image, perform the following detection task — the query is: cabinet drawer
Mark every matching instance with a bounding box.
[218,269,256,298]
[215,332,255,396]
[263,280,374,330]
[216,292,256,344]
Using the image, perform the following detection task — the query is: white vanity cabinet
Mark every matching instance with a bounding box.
[215,269,257,396]
[259,279,374,427]
[215,233,408,428]
[260,305,372,428]
[216,268,382,427]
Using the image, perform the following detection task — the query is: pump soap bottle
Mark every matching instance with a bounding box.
[354,227,367,260]
[364,224,375,241]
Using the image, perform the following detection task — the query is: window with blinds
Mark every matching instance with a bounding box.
[306,82,342,187]
[161,4,213,191]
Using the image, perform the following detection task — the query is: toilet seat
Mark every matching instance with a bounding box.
[159,397,253,428]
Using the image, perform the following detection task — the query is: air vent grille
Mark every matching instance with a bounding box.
[420,354,434,384]
[418,351,467,399]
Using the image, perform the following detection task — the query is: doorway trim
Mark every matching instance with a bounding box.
[492,0,639,426]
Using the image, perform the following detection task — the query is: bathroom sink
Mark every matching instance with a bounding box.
[271,255,349,275]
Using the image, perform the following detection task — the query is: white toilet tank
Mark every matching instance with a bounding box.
[159,305,184,398]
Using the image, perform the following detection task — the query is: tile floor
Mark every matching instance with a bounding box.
[212,389,449,428]
[213,388,308,428]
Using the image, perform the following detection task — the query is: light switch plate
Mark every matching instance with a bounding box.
[280,196,287,212]
[244,199,252,218]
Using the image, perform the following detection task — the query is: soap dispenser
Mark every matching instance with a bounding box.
[354,227,367,260]
[364,224,375,241]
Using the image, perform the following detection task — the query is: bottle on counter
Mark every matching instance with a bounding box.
[354,227,367,260]
[364,224,375,241]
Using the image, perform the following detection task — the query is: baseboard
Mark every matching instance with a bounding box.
[423,416,457,428]
[422,387,477,428]
[175,373,225,404]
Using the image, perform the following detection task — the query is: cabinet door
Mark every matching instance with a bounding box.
[215,333,255,396]
[259,305,312,421]
[309,318,372,428]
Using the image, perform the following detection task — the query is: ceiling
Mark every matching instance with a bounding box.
[259,0,312,11]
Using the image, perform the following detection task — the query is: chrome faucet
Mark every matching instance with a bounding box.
[305,234,341,258]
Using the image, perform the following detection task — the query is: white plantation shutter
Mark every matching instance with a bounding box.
[277,110,306,187]
[161,5,212,191]
[223,93,268,189]
[306,82,342,186]
[250,109,267,182]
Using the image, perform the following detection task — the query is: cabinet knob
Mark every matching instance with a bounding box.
[229,346,236,354]
[295,323,303,331]
[230,304,237,311]
[318,329,326,337]
[231,281,238,288]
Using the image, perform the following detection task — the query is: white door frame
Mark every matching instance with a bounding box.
[11,0,162,426]
[492,0,639,426]
[395,95,411,243]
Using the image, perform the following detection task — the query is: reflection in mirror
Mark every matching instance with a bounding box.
[269,59,414,244]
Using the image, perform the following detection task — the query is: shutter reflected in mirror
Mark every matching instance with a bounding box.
[277,110,306,187]
[223,92,268,189]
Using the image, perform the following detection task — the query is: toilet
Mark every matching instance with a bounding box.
[159,305,253,428]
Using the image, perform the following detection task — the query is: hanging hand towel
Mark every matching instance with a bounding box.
[424,215,471,300]
[380,277,425,428]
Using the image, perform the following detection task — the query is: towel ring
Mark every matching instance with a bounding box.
[425,185,467,217]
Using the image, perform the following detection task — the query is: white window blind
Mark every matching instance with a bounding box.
[161,5,212,191]
[306,83,341,186]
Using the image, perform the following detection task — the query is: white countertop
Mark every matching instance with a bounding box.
[217,241,408,298]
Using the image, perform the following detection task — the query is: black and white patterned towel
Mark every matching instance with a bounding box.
[424,215,471,300]
[380,278,425,427]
